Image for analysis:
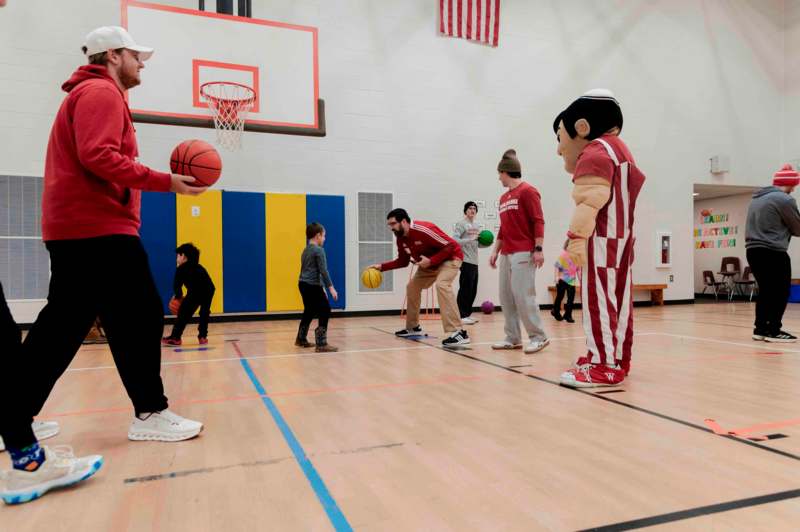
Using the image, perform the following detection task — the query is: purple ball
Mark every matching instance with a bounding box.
[480,300,494,314]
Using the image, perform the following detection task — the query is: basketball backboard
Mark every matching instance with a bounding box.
[122,0,325,136]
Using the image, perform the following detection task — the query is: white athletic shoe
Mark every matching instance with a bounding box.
[0,446,103,505]
[461,317,478,325]
[0,420,61,453]
[128,409,203,442]
[524,338,550,354]
[491,340,522,350]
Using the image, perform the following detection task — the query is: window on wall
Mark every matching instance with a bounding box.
[358,192,393,293]
[0,176,49,300]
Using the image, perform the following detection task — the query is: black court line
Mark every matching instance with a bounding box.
[508,364,533,368]
[636,316,757,331]
[123,442,406,484]
[124,456,293,483]
[594,389,625,394]
[579,488,800,531]
[371,327,800,464]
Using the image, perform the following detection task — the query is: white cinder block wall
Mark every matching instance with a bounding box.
[0,0,792,320]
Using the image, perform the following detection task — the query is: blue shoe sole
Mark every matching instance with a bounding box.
[2,457,104,505]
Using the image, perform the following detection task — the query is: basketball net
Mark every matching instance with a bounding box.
[400,265,439,321]
[200,81,256,151]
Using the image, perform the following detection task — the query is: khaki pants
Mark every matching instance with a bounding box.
[406,259,462,333]
[499,252,547,343]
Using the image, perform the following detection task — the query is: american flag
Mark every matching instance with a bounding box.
[439,0,501,47]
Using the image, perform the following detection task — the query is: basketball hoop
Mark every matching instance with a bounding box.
[199,81,256,150]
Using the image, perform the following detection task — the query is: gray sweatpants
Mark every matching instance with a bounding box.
[499,252,547,343]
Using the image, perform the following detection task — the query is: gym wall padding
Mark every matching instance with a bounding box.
[306,195,346,309]
[140,191,345,314]
[265,193,306,311]
[176,191,224,313]
[222,191,266,312]
[140,192,177,313]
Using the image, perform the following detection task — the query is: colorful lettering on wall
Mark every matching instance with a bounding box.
[693,226,738,237]
[695,238,736,249]
[702,213,729,224]
[694,210,737,249]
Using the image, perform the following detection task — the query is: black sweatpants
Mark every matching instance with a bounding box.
[456,262,479,318]
[168,289,215,339]
[554,279,576,318]
[0,236,169,450]
[747,247,791,334]
[299,282,330,329]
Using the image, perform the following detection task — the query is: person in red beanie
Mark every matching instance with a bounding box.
[0,25,205,504]
[745,164,800,343]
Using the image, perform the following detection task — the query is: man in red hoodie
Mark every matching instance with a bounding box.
[0,25,206,505]
[370,208,468,347]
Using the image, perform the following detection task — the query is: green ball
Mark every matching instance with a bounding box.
[477,230,494,247]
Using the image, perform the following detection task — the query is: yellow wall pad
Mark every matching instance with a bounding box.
[176,191,224,313]
[266,193,306,311]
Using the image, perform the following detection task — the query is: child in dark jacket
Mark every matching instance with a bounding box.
[162,243,216,346]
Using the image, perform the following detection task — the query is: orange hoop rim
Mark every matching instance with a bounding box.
[199,81,256,106]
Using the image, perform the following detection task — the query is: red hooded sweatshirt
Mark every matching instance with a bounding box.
[42,65,172,241]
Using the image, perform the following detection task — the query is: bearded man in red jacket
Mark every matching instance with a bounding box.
[0,25,206,504]
[370,208,468,347]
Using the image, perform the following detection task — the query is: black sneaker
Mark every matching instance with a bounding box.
[564,315,575,323]
[442,330,470,346]
[396,325,423,337]
[764,331,797,343]
[550,309,563,321]
[752,329,767,341]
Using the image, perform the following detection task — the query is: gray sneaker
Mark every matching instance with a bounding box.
[491,340,522,350]
[524,338,550,354]
[1,446,103,505]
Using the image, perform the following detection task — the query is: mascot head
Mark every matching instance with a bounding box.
[554,89,623,173]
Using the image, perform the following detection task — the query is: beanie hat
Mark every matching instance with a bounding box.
[497,149,521,174]
[773,164,800,187]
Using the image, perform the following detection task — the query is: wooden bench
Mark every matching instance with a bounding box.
[547,283,667,310]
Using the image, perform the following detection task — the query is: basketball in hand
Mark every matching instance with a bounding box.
[170,139,222,187]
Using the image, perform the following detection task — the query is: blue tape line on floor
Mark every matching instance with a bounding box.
[236,348,352,531]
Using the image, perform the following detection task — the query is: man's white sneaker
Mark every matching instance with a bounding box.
[1,446,103,505]
[0,421,61,453]
[524,338,550,354]
[128,410,203,442]
[461,317,478,325]
[491,340,522,350]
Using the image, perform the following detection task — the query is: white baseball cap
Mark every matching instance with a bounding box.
[83,26,154,61]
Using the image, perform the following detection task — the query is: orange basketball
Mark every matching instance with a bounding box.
[170,139,222,187]
[168,296,182,315]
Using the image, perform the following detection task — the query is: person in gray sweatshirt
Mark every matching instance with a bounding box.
[745,164,800,342]
[453,201,481,325]
[296,222,339,352]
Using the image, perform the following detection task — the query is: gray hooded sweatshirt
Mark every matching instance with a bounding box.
[745,186,800,252]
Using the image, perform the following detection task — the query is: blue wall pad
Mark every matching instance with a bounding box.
[305,195,346,309]
[223,191,267,312]
[140,192,177,312]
